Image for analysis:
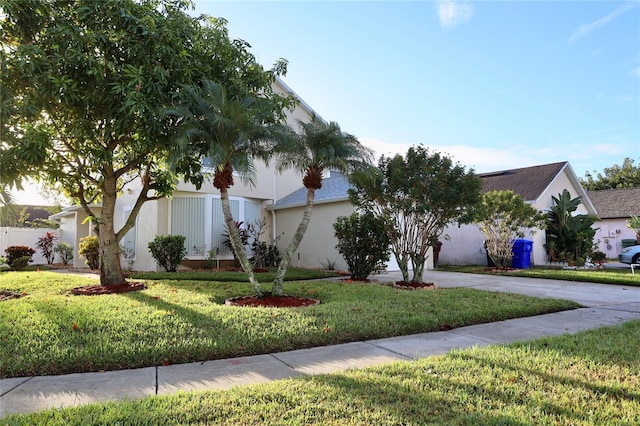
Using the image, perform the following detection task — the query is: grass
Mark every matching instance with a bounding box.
[128,267,340,282]
[4,320,639,424]
[0,271,580,378]
[438,264,640,286]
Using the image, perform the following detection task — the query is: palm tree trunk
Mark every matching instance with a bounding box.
[220,187,263,297]
[272,188,315,296]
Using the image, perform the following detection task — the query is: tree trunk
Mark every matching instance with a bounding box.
[98,180,126,286]
[272,188,315,296]
[410,254,426,283]
[394,252,410,283]
[220,187,262,297]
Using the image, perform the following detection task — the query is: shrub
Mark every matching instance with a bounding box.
[5,245,36,271]
[54,242,74,265]
[35,231,58,264]
[246,219,281,268]
[334,212,391,280]
[148,235,186,272]
[591,250,607,264]
[78,236,100,269]
[0,256,9,271]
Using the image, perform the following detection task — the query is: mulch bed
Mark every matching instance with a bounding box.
[484,267,519,273]
[70,281,146,296]
[393,281,438,290]
[0,290,23,301]
[226,294,320,308]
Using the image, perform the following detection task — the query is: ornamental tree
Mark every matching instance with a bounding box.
[349,145,482,283]
[468,190,546,268]
[0,0,290,285]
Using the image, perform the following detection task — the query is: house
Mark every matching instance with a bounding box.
[438,161,597,267]
[267,170,402,272]
[47,76,598,272]
[587,187,640,259]
[50,78,320,271]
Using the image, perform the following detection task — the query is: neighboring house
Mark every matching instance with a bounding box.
[438,161,597,267]
[587,187,640,259]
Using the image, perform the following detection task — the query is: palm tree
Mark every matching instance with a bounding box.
[168,80,292,298]
[272,114,373,295]
[0,185,19,226]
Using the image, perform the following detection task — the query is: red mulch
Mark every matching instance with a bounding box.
[393,281,438,290]
[226,294,320,308]
[484,267,519,273]
[70,282,146,296]
[0,290,23,301]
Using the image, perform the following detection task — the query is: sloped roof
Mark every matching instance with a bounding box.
[270,161,597,215]
[478,161,567,201]
[587,187,640,219]
[269,172,351,209]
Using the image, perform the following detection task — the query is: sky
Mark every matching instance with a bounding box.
[11,0,640,204]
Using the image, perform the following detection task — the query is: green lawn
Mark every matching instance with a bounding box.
[438,264,640,286]
[0,271,580,378]
[5,320,639,425]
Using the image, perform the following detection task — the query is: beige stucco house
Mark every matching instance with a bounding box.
[438,162,597,267]
[50,78,319,271]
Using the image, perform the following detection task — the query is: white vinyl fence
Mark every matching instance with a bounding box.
[0,227,60,265]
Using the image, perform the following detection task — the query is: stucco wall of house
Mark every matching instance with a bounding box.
[593,218,637,259]
[274,200,355,271]
[173,161,302,203]
[538,171,590,216]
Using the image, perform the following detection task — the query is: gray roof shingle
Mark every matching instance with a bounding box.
[275,172,352,207]
[587,187,640,219]
[479,161,567,201]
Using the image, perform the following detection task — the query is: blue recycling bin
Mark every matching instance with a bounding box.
[512,239,533,269]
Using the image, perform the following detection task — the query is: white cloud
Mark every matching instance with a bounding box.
[437,0,474,28]
[630,67,640,78]
[359,138,540,173]
[569,3,634,43]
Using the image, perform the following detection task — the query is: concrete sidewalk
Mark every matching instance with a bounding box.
[2,270,639,418]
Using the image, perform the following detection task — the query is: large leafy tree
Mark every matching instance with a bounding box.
[468,190,546,268]
[0,0,288,285]
[167,80,293,298]
[273,115,372,295]
[546,189,598,264]
[350,145,482,283]
[581,157,640,190]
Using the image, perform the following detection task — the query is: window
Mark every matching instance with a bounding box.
[171,195,261,258]
[171,197,206,256]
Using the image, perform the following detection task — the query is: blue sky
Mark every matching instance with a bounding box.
[195,0,639,175]
[12,0,640,204]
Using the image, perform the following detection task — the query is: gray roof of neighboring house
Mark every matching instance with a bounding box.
[587,187,640,219]
[478,161,568,201]
[271,172,351,209]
